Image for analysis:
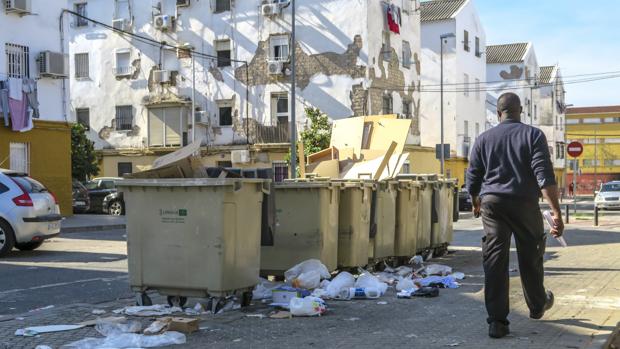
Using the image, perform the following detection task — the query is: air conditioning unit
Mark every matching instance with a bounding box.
[5,0,31,14]
[152,70,170,84]
[154,15,173,31]
[112,18,130,31]
[177,0,190,7]
[261,4,281,16]
[267,60,284,75]
[37,51,68,78]
[231,150,251,164]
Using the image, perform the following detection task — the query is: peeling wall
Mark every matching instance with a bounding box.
[68,0,421,152]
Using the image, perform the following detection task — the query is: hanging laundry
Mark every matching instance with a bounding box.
[22,78,39,119]
[9,93,28,132]
[387,5,400,34]
[8,77,22,100]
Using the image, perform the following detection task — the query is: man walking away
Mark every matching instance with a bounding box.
[466,92,565,338]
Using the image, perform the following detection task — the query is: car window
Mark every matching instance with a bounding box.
[84,181,99,190]
[0,182,8,194]
[8,175,48,193]
[101,180,116,190]
[601,183,620,192]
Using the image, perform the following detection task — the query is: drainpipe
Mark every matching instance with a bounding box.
[59,10,68,122]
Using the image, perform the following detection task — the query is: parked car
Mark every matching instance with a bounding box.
[458,189,472,211]
[84,177,125,215]
[103,191,125,216]
[72,180,90,213]
[595,181,620,210]
[0,169,62,256]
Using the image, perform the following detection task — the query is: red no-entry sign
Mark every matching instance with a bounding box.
[567,141,583,158]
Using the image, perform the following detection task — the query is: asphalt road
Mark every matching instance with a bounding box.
[0,229,131,316]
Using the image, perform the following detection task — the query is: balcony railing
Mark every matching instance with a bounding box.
[253,122,290,144]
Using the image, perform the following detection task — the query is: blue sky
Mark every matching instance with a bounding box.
[475,0,620,107]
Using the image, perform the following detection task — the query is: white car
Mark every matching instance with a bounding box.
[595,181,620,210]
[0,169,62,256]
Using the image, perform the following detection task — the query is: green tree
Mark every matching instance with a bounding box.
[71,123,99,181]
[300,107,331,157]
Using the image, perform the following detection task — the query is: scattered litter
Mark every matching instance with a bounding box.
[35,346,52,349]
[95,319,141,336]
[183,303,206,316]
[409,255,424,267]
[252,278,282,300]
[451,272,465,280]
[446,342,461,347]
[245,314,266,319]
[113,304,182,317]
[15,325,85,337]
[28,305,55,313]
[15,317,24,320]
[91,309,106,315]
[517,337,529,340]
[395,278,417,291]
[339,287,382,300]
[415,275,460,289]
[285,259,331,290]
[376,301,388,305]
[78,316,126,327]
[233,339,242,342]
[326,272,355,299]
[355,271,388,295]
[269,310,292,319]
[395,266,414,277]
[271,286,311,308]
[375,272,398,285]
[62,331,186,348]
[344,317,360,321]
[405,334,418,338]
[310,288,328,298]
[158,317,199,334]
[143,319,169,335]
[289,297,327,317]
[424,264,452,276]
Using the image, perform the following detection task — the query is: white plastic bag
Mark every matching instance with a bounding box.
[293,269,322,289]
[62,332,186,348]
[95,319,141,336]
[326,272,355,298]
[395,277,417,291]
[252,277,281,300]
[284,259,331,283]
[424,264,452,276]
[355,272,388,295]
[289,296,327,317]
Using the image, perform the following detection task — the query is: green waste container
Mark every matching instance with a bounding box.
[369,181,397,261]
[335,180,375,268]
[260,180,340,275]
[438,179,456,244]
[394,180,420,257]
[118,178,268,306]
[416,180,434,253]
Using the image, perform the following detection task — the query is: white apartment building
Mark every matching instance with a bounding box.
[1,0,74,215]
[419,0,487,183]
[67,0,422,177]
[486,43,566,177]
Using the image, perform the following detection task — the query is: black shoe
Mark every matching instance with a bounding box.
[488,322,510,338]
[530,290,554,319]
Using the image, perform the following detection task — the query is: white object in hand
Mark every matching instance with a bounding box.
[543,210,568,247]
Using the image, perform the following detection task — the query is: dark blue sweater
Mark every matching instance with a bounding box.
[466,119,556,201]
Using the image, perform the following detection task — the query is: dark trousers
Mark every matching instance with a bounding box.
[480,195,547,325]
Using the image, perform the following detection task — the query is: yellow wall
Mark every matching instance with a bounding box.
[100,155,160,177]
[566,110,620,174]
[0,121,72,216]
[446,158,469,187]
[405,145,440,174]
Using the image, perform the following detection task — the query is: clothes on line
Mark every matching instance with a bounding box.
[0,81,9,127]
[0,77,39,132]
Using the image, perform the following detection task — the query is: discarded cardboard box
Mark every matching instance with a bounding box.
[127,140,206,179]
[157,317,199,334]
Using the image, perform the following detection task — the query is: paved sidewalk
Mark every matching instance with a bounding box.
[1,220,618,348]
[61,214,126,233]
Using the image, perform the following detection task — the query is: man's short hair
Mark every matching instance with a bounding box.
[497,92,521,116]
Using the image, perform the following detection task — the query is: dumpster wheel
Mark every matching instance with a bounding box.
[167,296,188,308]
[136,292,153,306]
[241,291,253,307]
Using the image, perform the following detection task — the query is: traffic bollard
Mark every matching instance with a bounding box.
[565,204,569,224]
[594,206,599,226]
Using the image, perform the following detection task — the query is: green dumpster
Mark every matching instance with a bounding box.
[335,180,375,268]
[394,180,420,257]
[369,180,397,261]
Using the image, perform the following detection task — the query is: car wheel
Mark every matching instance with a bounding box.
[108,200,124,216]
[15,241,44,251]
[0,220,16,257]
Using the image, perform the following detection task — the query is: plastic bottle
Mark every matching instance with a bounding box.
[338,287,381,300]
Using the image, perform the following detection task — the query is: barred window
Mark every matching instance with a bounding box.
[75,3,88,27]
[76,108,90,129]
[5,43,29,78]
[75,53,89,78]
[382,95,393,114]
[115,105,133,130]
[272,161,289,183]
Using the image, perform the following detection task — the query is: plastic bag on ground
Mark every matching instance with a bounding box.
[95,319,141,336]
[113,304,181,317]
[326,272,355,298]
[415,275,460,289]
[284,259,331,283]
[395,266,413,277]
[374,272,397,285]
[252,277,281,300]
[355,271,388,295]
[292,269,321,289]
[395,277,417,291]
[62,332,186,348]
[424,264,453,276]
[289,296,327,317]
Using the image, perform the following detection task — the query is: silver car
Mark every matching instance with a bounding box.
[0,169,62,256]
[595,181,620,210]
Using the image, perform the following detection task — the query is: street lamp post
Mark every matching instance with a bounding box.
[289,0,297,179]
[439,33,455,176]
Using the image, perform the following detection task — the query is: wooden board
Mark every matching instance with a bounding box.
[330,117,365,158]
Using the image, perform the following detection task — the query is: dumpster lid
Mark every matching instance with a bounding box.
[276,180,333,189]
[116,178,269,188]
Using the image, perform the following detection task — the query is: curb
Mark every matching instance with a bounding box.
[60,224,126,234]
